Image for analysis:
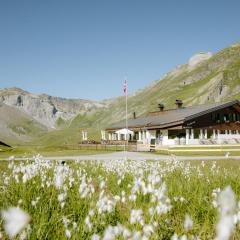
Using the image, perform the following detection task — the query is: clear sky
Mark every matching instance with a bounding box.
[0,0,240,100]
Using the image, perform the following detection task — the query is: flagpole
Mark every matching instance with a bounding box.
[123,79,128,160]
[125,81,128,160]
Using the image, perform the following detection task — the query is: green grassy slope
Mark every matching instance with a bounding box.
[12,43,240,147]
[0,103,47,145]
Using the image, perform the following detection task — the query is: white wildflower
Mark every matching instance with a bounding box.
[132,231,141,240]
[216,186,236,240]
[171,233,178,240]
[63,216,70,228]
[58,193,66,202]
[100,180,105,189]
[85,216,92,230]
[184,214,193,231]
[143,224,154,236]
[91,233,100,240]
[18,199,23,206]
[180,235,187,240]
[130,209,144,225]
[65,229,71,238]
[117,179,121,185]
[1,207,31,238]
[103,226,115,240]
[73,222,77,229]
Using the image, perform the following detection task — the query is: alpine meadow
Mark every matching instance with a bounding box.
[1,1,240,240]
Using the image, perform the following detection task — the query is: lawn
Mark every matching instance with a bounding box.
[155,150,240,156]
[0,145,116,159]
[154,145,240,156]
[0,157,240,239]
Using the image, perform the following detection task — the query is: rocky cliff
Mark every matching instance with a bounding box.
[0,88,110,129]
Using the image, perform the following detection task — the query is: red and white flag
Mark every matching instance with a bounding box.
[123,79,127,95]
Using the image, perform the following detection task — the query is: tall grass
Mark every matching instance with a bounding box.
[0,157,240,239]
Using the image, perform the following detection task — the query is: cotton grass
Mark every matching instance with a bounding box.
[0,155,240,239]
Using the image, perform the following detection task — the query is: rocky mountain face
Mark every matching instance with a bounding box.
[0,88,110,129]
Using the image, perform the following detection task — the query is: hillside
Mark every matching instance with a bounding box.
[1,43,240,146]
[102,43,240,122]
[0,102,47,144]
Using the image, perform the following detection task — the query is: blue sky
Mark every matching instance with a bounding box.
[0,0,240,100]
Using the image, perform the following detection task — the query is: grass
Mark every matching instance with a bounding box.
[153,145,240,156]
[0,158,240,239]
[155,149,240,156]
[2,144,240,159]
[0,145,116,159]
[169,145,240,149]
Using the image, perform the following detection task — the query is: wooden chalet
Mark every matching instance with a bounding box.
[106,100,240,148]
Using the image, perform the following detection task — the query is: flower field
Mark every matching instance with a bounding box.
[1,156,240,239]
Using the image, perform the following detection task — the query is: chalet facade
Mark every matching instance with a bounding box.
[106,100,240,149]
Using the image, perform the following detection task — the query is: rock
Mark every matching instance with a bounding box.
[0,88,109,129]
[188,52,213,68]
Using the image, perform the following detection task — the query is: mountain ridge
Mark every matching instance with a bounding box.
[0,87,111,129]
[1,43,240,145]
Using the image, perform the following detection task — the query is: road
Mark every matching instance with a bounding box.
[1,151,240,161]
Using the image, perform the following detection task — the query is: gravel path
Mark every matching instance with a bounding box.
[1,151,240,161]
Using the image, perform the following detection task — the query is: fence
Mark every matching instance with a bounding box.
[64,144,137,152]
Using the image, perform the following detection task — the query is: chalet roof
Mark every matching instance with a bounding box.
[106,100,240,130]
[0,140,12,148]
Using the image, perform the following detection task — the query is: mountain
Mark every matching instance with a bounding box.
[1,43,240,146]
[0,102,47,144]
[0,87,111,144]
[0,87,111,129]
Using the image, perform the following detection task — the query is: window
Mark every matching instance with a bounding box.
[216,113,220,123]
[237,114,240,121]
[233,113,236,121]
[223,114,230,122]
[220,114,224,123]
[211,113,215,121]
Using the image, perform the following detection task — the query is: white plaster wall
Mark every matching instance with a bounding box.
[217,134,240,139]
[148,130,156,138]
[162,139,175,146]
[188,139,200,145]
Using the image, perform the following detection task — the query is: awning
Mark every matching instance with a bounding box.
[115,128,134,135]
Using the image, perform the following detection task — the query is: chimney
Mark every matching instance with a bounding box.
[158,103,165,111]
[175,99,183,108]
[133,112,136,119]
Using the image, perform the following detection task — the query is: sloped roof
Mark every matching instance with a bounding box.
[106,100,240,130]
[0,140,12,148]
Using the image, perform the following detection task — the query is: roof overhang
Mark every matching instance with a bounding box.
[106,100,240,132]
[106,120,184,131]
[184,100,240,122]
